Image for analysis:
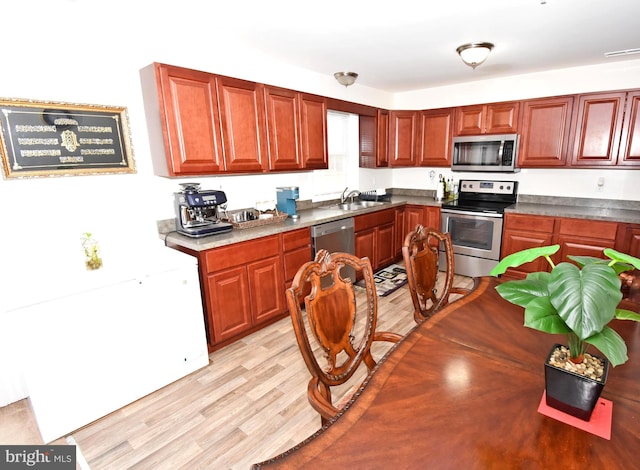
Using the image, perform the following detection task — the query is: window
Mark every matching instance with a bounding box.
[312,110,359,201]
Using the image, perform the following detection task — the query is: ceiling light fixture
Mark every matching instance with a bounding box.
[456,42,494,69]
[334,72,358,87]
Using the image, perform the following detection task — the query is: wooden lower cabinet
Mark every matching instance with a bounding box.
[282,228,312,288]
[355,209,396,271]
[502,213,619,279]
[616,224,640,258]
[200,235,286,349]
[501,214,555,279]
[403,205,441,237]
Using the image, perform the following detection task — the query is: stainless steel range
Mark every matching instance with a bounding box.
[440,179,518,277]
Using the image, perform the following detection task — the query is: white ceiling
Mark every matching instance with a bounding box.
[203,0,640,92]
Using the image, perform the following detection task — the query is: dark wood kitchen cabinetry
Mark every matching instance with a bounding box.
[454,101,520,136]
[518,96,575,167]
[569,91,627,167]
[501,213,618,280]
[394,206,405,259]
[417,108,455,167]
[200,235,286,348]
[355,209,396,271]
[147,63,225,175]
[501,213,556,279]
[216,75,269,173]
[404,205,440,234]
[282,228,312,289]
[264,87,328,171]
[299,93,329,169]
[616,223,640,258]
[359,109,389,168]
[569,89,640,168]
[388,111,420,167]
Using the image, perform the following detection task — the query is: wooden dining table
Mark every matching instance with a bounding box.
[252,277,640,469]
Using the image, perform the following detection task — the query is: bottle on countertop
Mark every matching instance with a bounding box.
[436,174,445,201]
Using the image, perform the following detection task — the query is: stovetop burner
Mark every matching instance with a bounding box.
[441,179,518,214]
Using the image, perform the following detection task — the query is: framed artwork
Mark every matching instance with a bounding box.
[0,98,136,178]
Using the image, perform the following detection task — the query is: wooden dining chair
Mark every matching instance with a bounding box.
[402,225,471,323]
[286,249,403,426]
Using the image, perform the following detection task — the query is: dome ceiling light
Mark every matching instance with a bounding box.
[334,72,358,87]
[456,42,495,69]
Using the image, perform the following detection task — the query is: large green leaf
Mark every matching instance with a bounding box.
[490,245,559,276]
[548,262,622,339]
[523,296,571,334]
[616,308,640,322]
[567,255,608,268]
[585,327,628,367]
[604,248,640,270]
[495,277,549,308]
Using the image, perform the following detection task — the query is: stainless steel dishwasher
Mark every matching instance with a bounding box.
[310,218,356,284]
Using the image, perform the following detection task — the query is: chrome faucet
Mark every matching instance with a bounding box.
[341,187,361,204]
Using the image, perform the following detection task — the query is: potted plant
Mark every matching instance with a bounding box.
[490,245,640,420]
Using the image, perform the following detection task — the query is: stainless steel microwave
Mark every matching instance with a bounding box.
[451,133,520,172]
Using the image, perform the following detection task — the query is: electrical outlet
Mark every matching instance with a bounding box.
[596,176,605,192]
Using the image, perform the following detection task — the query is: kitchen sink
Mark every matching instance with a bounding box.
[319,200,388,211]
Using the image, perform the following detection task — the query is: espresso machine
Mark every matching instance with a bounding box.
[174,183,232,237]
[276,186,299,218]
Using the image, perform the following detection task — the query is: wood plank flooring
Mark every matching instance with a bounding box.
[0,274,473,470]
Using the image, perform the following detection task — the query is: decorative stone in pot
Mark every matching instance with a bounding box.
[544,343,609,421]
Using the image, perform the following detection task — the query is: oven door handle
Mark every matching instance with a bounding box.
[441,209,504,218]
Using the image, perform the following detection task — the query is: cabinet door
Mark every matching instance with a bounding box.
[518,96,574,167]
[299,93,328,169]
[555,217,618,263]
[424,206,441,231]
[616,224,640,258]
[501,214,555,279]
[155,64,224,175]
[216,76,268,172]
[389,111,419,166]
[395,207,405,258]
[455,102,519,135]
[264,86,302,171]
[618,90,640,166]
[377,223,395,268]
[404,205,426,234]
[485,102,520,134]
[377,109,389,167]
[206,266,252,343]
[570,92,626,167]
[355,228,376,269]
[417,108,454,166]
[359,114,377,168]
[455,105,484,135]
[249,256,286,324]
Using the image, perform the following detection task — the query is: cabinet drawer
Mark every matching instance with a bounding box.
[282,228,311,252]
[355,209,395,231]
[558,217,617,240]
[504,213,555,233]
[203,235,280,273]
[284,245,312,283]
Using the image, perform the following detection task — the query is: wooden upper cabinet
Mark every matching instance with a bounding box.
[618,90,640,166]
[569,91,626,167]
[455,102,519,135]
[299,93,328,169]
[518,96,574,167]
[389,110,419,166]
[417,108,454,167]
[216,75,268,173]
[264,86,303,171]
[359,109,389,168]
[151,63,224,175]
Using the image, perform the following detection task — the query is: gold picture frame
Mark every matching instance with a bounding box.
[0,98,136,178]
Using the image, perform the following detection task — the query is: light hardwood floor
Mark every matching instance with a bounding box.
[0,274,473,470]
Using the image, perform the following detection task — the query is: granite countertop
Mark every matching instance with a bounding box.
[160,192,640,253]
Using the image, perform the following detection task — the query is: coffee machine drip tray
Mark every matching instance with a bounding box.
[178,221,232,238]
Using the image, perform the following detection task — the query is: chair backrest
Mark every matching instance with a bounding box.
[402,225,456,323]
[287,249,401,425]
